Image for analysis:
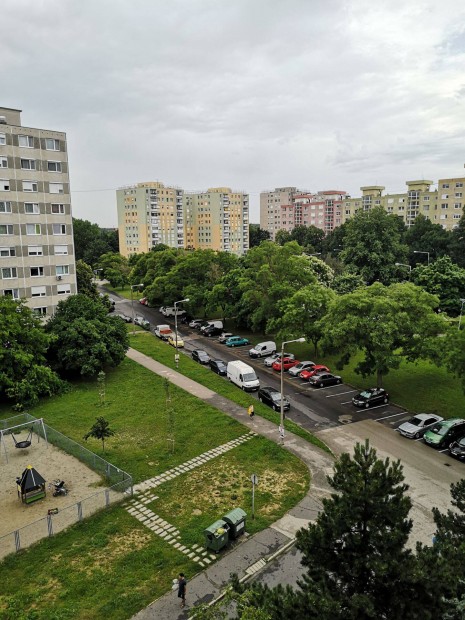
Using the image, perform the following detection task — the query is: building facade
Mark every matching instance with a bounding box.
[0,106,76,317]
[117,183,249,257]
[259,187,298,241]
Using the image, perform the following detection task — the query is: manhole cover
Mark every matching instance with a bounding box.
[338,415,353,425]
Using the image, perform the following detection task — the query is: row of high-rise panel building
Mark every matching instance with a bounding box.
[260,178,465,239]
[0,106,77,318]
[117,183,249,257]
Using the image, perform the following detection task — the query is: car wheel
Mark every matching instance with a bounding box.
[241,386,245,391]
[319,382,324,388]
[336,379,341,384]
[258,396,262,402]
[383,397,388,403]
[273,405,279,411]
[415,432,421,439]
[365,402,370,409]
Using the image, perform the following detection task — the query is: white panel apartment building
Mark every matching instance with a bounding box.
[0,107,76,317]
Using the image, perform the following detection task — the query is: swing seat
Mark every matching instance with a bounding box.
[15,440,32,449]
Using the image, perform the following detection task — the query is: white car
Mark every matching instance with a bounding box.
[397,413,443,439]
[134,315,150,329]
[218,332,234,343]
[288,361,316,377]
[264,352,295,367]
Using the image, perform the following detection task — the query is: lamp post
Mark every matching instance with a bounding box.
[395,262,412,277]
[130,283,144,336]
[306,252,322,257]
[280,337,305,440]
[413,250,430,266]
[458,299,465,331]
[174,298,189,366]
[93,268,103,281]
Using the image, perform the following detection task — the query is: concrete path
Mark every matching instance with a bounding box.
[127,348,334,619]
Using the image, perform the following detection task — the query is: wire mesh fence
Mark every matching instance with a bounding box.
[0,413,133,561]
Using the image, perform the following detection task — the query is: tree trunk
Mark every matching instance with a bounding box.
[376,369,383,388]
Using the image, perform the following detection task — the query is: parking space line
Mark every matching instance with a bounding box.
[414,437,424,442]
[340,400,354,405]
[375,411,408,421]
[326,390,357,398]
[439,448,449,453]
[356,403,392,413]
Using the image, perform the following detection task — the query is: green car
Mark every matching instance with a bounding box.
[423,418,465,449]
[225,336,250,347]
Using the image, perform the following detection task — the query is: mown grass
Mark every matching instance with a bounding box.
[128,333,331,454]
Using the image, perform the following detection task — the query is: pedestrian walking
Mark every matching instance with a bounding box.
[278,423,285,444]
[177,572,187,608]
[248,404,255,418]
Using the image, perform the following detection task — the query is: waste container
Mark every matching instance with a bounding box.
[204,519,230,552]
[223,507,247,541]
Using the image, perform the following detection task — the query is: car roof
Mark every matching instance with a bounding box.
[439,418,465,428]
[412,413,441,420]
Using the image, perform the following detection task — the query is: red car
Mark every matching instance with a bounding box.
[300,365,330,381]
[272,358,300,372]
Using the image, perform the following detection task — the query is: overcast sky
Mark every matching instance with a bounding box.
[2,0,465,226]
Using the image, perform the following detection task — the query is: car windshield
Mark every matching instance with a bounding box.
[243,373,257,382]
[430,424,447,435]
[270,392,282,401]
[408,417,422,427]
[359,391,372,398]
[458,437,465,447]
[199,352,208,359]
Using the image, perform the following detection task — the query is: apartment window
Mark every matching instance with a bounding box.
[0,201,12,213]
[454,214,461,219]
[23,181,38,192]
[56,265,69,276]
[31,285,46,297]
[0,224,13,235]
[375,200,381,205]
[1,267,17,279]
[0,133,5,145]
[18,135,34,148]
[455,193,462,198]
[454,204,462,209]
[26,223,41,235]
[441,204,448,209]
[0,247,15,257]
[47,161,62,173]
[45,138,60,151]
[398,198,405,203]
[30,266,44,277]
[440,214,447,220]
[0,156,7,168]
[0,180,10,191]
[20,158,36,170]
[33,307,47,316]
[51,203,65,214]
[441,194,449,199]
[49,183,64,194]
[398,206,405,211]
[456,183,463,188]
[57,283,71,295]
[24,203,40,214]
[3,289,19,299]
[53,223,66,235]
[442,183,450,189]
[28,245,43,256]
[423,196,430,201]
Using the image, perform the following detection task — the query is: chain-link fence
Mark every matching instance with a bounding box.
[0,413,133,560]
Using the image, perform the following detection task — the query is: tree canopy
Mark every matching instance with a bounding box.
[249,224,271,247]
[73,218,119,267]
[412,255,465,316]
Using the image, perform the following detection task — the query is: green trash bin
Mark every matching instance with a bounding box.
[204,519,230,552]
[223,507,247,541]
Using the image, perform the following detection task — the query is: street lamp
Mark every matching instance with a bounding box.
[93,268,103,281]
[395,262,412,275]
[174,298,189,367]
[413,250,430,266]
[130,283,144,336]
[280,337,305,440]
[306,253,322,257]
[458,299,465,331]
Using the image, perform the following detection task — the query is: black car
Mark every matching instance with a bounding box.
[203,325,223,337]
[308,372,342,388]
[258,387,290,412]
[192,349,210,365]
[180,314,193,325]
[209,359,227,376]
[449,436,465,460]
[352,388,389,409]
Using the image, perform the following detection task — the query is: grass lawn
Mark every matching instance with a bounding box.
[128,333,331,454]
[103,283,134,300]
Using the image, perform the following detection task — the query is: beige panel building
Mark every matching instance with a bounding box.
[0,106,77,317]
[116,181,184,256]
[260,187,298,240]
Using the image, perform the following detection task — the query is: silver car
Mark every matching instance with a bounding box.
[397,413,443,439]
[288,361,316,377]
[264,352,295,367]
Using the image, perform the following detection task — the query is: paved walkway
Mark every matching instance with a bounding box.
[127,348,334,619]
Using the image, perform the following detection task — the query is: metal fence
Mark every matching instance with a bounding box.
[0,413,133,561]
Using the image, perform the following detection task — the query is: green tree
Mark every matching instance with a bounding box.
[73,218,119,267]
[445,327,465,393]
[75,259,99,300]
[404,214,451,262]
[322,282,444,386]
[97,252,130,284]
[275,229,292,245]
[249,224,271,247]
[449,214,465,268]
[45,294,129,377]
[321,221,348,256]
[412,255,465,315]
[331,272,365,295]
[84,416,115,453]
[0,298,65,408]
[290,225,325,253]
[340,207,408,284]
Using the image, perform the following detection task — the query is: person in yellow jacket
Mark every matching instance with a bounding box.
[248,404,255,418]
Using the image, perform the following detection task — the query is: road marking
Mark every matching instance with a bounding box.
[439,448,449,453]
[414,437,424,442]
[326,390,357,398]
[356,403,391,413]
[306,384,343,391]
[375,411,408,421]
[340,400,354,405]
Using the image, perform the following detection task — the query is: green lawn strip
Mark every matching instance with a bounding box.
[102,284,134,300]
[149,436,309,548]
[0,505,197,620]
[0,358,247,484]
[129,334,331,454]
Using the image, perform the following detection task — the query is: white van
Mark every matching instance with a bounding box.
[227,361,260,392]
[162,307,186,317]
[200,320,224,333]
[249,341,277,359]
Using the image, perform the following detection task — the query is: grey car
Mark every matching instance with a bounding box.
[264,352,295,367]
[288,361,316,377]
[397,413,443,439]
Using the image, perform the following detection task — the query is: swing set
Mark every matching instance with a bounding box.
[0,418,48,464]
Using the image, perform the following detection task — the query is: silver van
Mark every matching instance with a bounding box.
[249,341,277,359]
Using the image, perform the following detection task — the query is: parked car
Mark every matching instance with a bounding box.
[424,419,465,449]
[134,315,150,329]
[115,313,132,323]
[308,372,342,388]
[352,388,389,409]
[139,297,148,306]
[180,314,193,325]
[272,357,300,372]
[218,332,234,343]
[249,341,277,359]
[397,414,444,439]
[209,359,227,376]
[288,361,316,377]
[200,320,223,334]
[299,365,330,381]
[264,352,295,367]
[449,436,465,460]
[203,325,224,337]
[226,360,260,391]
[258,387,290,412]
[189,319,204,328]
[167,334,184,348]
[225,336,250,347]
[192,349,210,365]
